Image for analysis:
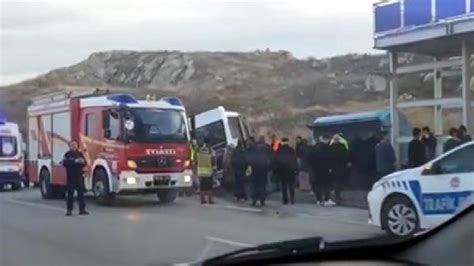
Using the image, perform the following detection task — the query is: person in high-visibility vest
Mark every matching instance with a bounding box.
[190,138,199,192]
[197,138,216,204]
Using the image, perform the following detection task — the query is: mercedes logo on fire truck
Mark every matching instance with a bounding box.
[157,157,167,167]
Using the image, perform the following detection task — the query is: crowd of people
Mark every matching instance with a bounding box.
[190,124,471,208]
[407,125,472,169]
[229,133,352,207]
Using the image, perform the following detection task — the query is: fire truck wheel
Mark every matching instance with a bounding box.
[39,168,54,199]
[93,168,114,206]
[157,189,177,203]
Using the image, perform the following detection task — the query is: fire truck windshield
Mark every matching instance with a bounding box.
[0,135,18,157]
[127,108,188,143]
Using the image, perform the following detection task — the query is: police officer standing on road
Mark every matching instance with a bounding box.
[62,141,88,216]
[197,138,216,204]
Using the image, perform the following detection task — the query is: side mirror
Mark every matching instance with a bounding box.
[124,119,135,131]
[104,129,111,139]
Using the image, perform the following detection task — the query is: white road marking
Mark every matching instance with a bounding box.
[297,213,367,226]
[206,236,254,247]
[1,198,64,212]
[223,205,263,213]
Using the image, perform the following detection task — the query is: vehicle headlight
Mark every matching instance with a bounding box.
[127,160,137,169]
[184,175,192,183]
[126,177,137,185]
[183,160,191,169]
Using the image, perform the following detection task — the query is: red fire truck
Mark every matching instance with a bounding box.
[26,89,192,204]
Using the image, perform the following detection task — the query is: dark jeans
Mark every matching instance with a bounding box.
[234,174,247,200]
[332,177,345,202]
[252,185,266,205]
[66,177,86,212]
[312,177,330,202]
[281,177,295,204]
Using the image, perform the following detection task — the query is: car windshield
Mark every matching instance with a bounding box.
[1,0,473,265]
[0,135,18,157]
[128,108,188,143]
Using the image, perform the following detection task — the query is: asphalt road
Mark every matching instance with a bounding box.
[0,188,384,266]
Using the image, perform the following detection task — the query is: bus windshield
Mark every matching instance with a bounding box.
[127,108,188,143]
[0,135,18,157]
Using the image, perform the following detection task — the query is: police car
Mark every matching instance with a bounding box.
[368,141,474,236]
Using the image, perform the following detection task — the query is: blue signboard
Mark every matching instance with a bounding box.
[472,0,474,13]
[404,0,432,27]
[374,2,401,33]
[436,0,466,19]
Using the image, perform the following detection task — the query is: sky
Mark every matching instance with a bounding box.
[0,0,379,86]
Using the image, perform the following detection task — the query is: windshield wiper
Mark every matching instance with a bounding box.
[203,236,325,265]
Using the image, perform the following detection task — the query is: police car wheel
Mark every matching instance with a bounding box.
[382,197,419,237]
[93,169,114,205]
[39,169,54,199]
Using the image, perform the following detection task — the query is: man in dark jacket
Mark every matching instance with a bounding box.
[375,132,396,177]
[298,139,312,192]
[308,135,332,205]
[295,136,304,160]
[330,135,350,204]
[408,128,426,168]
[444,128,461,153]
[232,141,248,201]
[421,126,437,161]
[458,125,472,144]
[249,139,271,206]
[274,138,298,205]
[62,141,88,216]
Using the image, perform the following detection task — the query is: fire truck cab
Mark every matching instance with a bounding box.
[0,115,25,191]
[27,90,192,204]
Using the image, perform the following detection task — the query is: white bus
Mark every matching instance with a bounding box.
[193,107,252,183]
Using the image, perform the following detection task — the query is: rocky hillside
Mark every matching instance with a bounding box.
[0,50,465,138]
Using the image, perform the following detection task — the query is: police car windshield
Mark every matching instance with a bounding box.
[0,135,18,157]
[127,108,188,143]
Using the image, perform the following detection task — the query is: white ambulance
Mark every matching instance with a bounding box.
[0,116,25,191]
[368,141,474,236]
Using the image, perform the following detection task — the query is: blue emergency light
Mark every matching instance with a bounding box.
[107,94,138,104]
[160,97,184,107]
[0,111,6,125]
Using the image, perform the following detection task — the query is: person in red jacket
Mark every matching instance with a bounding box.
[271,134,281,152]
